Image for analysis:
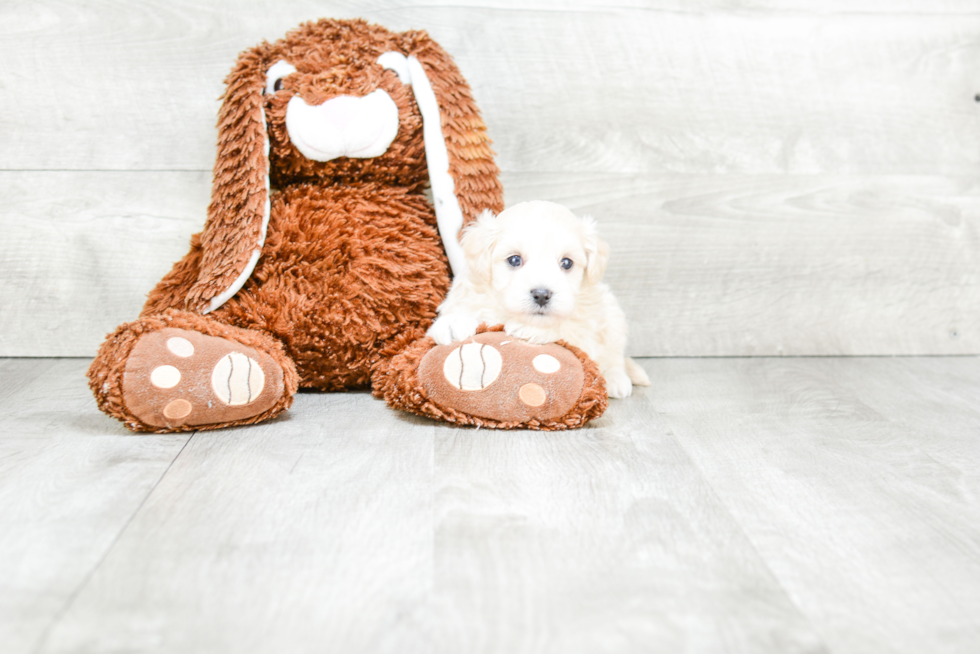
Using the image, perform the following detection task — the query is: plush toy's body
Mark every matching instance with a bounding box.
[88,19,607,432]
[143,184,447,391]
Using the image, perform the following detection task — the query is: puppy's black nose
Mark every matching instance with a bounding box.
[530,288,552,307]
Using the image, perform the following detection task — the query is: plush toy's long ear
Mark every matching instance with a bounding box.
[381,31,504,278]
[185,49,271,314]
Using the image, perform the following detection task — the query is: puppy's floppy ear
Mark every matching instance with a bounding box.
[581,215,609,285]
[393,30,505,277]
[460,209,500,282]
[185,47,272,314]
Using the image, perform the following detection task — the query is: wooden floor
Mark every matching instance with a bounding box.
[2,356,979,654]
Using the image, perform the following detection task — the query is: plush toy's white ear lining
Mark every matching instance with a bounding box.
[203,105,272,314]
[378,51,467,278]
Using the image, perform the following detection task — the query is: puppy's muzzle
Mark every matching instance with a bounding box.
[530,288,553,307]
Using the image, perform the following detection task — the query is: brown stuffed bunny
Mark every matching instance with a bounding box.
[88,18,606,432]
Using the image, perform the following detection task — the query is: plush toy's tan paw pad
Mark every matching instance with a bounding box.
[122,328,285,429]
[419,331,586,423]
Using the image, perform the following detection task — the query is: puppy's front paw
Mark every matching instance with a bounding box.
[427,314,479,345]
[504,320,559,345]
[604,367,634,399]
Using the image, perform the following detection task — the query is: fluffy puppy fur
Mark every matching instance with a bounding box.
[428,200,650,398]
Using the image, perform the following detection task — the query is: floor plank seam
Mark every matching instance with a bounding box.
[29,432,196,654]
[661,410,834,651]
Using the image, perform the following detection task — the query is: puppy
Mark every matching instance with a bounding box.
[428,200,650,398]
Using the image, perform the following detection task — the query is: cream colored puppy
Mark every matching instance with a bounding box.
[428,200,650,398]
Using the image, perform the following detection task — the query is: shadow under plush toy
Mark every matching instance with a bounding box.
[88,18,607,432]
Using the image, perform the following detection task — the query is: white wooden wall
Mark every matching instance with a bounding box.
[2,0,979,357]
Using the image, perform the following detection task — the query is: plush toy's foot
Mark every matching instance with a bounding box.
[373,325,607,430]
[89,310,299,432]
[121,327,287,429]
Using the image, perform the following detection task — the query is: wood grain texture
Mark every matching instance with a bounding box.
[426,7,980,176]
[4,171,977,357]
[0,359,188,654]
[0,171,209,357]
[7,356,980,652]
[507,173,980,356]
[39,391,436,654]
[650,356,980,653]
[26,364,826,654]
[429,401,824,653]
[0,1,977,174]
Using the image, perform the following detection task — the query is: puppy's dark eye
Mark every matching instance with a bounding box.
[274,78,285,92]
[560,258,573,270]
[507,255,523,268]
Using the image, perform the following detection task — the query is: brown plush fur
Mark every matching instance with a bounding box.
[371,325,609,430]
[89,309,299,433]
[89,18,506,431]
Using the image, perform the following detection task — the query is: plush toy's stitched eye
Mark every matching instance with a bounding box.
[507,255,523,268]
[264,60,297,96]
[560,258,573,270]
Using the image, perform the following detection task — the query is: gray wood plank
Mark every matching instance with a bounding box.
[648,356,980,654]
[39,390,436,654]
[433,7,980,176]
[1,1,977,174]
[428,400,825,653]
[0,171,209,357]
[0,359,189,654]
[507,173,980,357]
[4,171,977,357]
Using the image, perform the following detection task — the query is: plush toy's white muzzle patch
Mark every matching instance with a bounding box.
[285,90,400,162]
